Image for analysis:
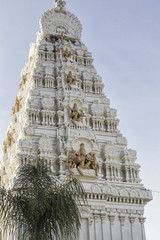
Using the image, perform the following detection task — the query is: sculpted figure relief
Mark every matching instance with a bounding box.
[19,75,26,89]
[66,143,99,176]
[15,97,19,112]
[68,103,85,125]
[7,132,12,147]
[63,48,72,60]
[66,71,77,87]
[12,97,19,115]
[3,141,7,154]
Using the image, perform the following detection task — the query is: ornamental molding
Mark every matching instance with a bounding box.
[91,184,102,194]
[129,188,139,198]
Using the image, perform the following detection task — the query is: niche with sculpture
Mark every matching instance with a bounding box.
[66,143,99,176]
[68,103,85,125]
[63,48,72,60]
[65,71,77,87]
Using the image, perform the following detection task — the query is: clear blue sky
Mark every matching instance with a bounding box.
[0,1,160,239]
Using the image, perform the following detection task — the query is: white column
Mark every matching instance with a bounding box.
[108,215,115,240]
[129,216,136,240]
[88,217,94,240]
[139,217,146,240]
[101,214,106,240]
[94,214,99,240]
[119,216,125,240]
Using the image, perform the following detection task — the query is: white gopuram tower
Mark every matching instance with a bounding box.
[0,1,152,239]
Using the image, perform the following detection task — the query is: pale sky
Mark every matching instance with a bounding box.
[0,1,160,239]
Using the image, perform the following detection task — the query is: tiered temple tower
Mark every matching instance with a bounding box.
[0,1,152,239]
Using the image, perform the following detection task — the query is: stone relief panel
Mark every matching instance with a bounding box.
[91,101,104,116]
[111,186,119,196]
[91,184,101,194]
[30,89,40,96]
[130,189,139,198]
[83,71,92,81]
[45,66,53,75]
[116,135,127,146]
[104,141,118,159]
[119,188,129,197]
[23,126,35,136]
[42,97,55,110]
[27,99,40,109]
[19,139,32,149]
[101,182,112,195]
[39,135,53,152]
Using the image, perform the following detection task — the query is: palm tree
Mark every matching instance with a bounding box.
[0,154,87,240]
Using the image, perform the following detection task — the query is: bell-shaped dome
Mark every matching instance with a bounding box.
[40,0,82,39]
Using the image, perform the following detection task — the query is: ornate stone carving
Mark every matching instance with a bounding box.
[19,74,26,89]
[54,0,66,14]
[119,188,129,197]
[12,97,19,115]
[63,48,72,60]
[40,7,82,39]
[7,132,12,147]
[101,182,112,194]
[104,141,117,159]
[24,127,35,135]
[130,189,139,198]
[39,135,53,152]
[45,66,53,75]
[19,139,32,149]
[28,99,40,109]
[68,103,85,125]
[91,102,104,116]
[42,97,55,110]
[66,71,77,87]
[66,143,99,176]
[91,184,101,193]
[117,135,127,145]
[3,141,7,154]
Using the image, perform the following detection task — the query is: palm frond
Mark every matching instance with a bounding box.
[0,156,87,240]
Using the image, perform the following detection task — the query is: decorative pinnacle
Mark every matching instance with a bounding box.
[54,0,66,13]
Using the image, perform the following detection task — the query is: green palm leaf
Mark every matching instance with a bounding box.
[0,155,87,240]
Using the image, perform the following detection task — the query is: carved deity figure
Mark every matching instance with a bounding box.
[89,153,99,176]
[66,71,77,87]
[12,106,15,115]
[12,97,19,115]
[19,75,26,89]
[3,141,7,154]
[7,132,11,147]
[66,151,76,172]
[22,75,26,85]
[63,48,71,60]
[15,97,19,112]
[69,103,85,125]
[66,144,99,176]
